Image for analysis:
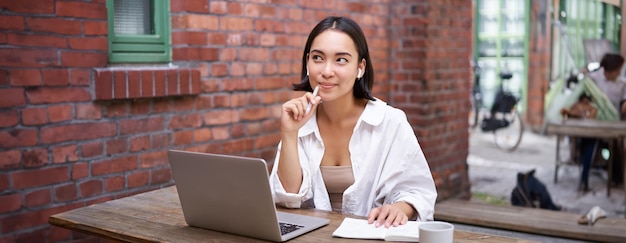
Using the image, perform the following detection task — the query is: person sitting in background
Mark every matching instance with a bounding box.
[586,53,625,186]
[560,93,597,119]
[586,53,626,116]
[561,93,598,191]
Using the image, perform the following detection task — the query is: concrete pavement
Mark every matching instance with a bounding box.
[452,128,625,242]
[467,129,625,218]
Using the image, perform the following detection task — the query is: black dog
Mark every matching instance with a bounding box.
[510,169,561,211]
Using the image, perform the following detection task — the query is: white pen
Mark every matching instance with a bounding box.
[305,85,320,114]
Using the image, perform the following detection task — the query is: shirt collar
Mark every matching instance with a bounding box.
[361,98,386,126]
[298,98,386,138]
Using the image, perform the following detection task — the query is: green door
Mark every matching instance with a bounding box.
[551,0,621,80]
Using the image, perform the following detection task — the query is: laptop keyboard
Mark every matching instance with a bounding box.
[279,222,304,235]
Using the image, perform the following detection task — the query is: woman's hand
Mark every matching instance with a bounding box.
[280,92,321,133]
[367,202,416,228]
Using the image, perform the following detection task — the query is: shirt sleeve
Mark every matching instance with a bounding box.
[376,109,437,221]
[269,141,314,208]
[621,79,626,101]
[588,70,602,83]
[389,143,437,221]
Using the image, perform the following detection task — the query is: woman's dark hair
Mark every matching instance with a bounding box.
[292,16,375,101]
[600,53,625,72]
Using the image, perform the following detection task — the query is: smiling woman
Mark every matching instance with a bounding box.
[269,16,437,228]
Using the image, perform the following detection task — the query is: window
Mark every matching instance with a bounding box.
[474,0,529,111]
[106,0,171,63]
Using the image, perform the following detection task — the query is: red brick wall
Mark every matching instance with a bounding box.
[0,0,471,241]
[389,0,472,199]
[526,0,552,131]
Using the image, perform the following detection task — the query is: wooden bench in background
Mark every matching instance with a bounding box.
[435,199,626,243]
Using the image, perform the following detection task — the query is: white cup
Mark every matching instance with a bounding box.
[419,221,454,243]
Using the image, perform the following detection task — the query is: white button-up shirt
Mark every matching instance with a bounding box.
[588,68,626,111]
[269,98,437,221]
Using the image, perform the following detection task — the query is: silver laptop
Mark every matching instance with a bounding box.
[167,150,330,242]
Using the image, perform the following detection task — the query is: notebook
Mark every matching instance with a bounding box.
[167,150,330,242]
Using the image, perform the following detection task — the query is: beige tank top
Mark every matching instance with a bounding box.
[320,166,355,212]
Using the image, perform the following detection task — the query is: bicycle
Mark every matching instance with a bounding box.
[469,60,524,152]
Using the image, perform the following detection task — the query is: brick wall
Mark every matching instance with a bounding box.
[0,0,472,241]
[389,0,472,199]
[526,0,552,131]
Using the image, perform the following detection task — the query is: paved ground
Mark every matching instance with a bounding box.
[468,129,624,218]
[454,128,625,242]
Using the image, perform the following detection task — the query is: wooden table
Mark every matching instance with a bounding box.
[436,199,626,243]
[49,186,537,242]
[545,119,626,197]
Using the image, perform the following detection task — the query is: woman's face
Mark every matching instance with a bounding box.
[307,29,364,103]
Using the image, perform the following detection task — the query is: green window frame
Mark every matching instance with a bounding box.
[106,0,171,63]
